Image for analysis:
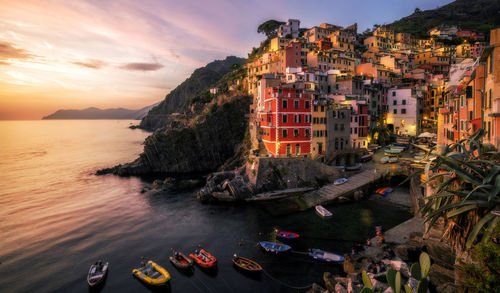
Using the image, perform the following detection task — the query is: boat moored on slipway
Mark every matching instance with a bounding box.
[315,205,333,217]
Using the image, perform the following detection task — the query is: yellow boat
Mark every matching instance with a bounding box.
[132,260,170,286]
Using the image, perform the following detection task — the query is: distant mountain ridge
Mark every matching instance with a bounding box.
[386,0,500,38]
[42,103,159,120]
[139,56,246,131]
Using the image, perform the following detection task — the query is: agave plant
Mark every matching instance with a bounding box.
[415,129,500,249]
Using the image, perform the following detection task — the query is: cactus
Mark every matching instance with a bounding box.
[410,262,422,281]
[407,252,431,293]
[386,268,402,293]
[419,252,431,278]
[362,270,373,290]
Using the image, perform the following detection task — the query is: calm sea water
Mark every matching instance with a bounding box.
[0,120,410,293]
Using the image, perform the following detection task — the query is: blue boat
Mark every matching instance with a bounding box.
[259,241,291,253]
[275,230,300,239]
[309,249,344,263]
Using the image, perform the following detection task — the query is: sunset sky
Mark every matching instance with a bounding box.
[0,0,452,120]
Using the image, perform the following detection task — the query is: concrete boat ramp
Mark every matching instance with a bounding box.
[299,168,384,210]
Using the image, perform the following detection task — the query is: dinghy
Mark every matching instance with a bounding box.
[276,230,300,240]
[360,154,373,162]
[87,261,108,287]
[259,241,291,253]
[388,157,398,163]
[169,251,193,270]
[232,255,262,272]
[315,205,333,217]
[380,156,389,164]
[309,249,345,263]
[345,164,361,171]
[132,260,170,286]
[334,178,348,185]
[189,249,217,269]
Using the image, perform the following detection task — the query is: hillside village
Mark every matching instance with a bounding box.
[231,19,500,160]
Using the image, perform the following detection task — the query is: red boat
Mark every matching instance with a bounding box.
[189,249,217,269]
[276,230,300,239]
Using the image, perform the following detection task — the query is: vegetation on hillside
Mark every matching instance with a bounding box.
[257,19,284,38]
[386,0,500,38]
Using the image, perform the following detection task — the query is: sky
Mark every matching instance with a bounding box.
[0,0,453,120]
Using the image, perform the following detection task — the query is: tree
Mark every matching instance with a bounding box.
[257,20,284,38]
[414,8,422,14]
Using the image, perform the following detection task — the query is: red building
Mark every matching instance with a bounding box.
[261,87,312,156]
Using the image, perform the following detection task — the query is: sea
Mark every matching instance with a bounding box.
[0,120,410,293]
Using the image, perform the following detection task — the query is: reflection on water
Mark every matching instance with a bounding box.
[0,120,410,293]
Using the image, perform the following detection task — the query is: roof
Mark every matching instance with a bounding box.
[479,45,494,62]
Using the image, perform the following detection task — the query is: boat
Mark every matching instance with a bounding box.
[360,154,372,162]
[259,241,291,253]
[367,144,380,151]
[132,260,170,286]
[315,205,333,217]
[393,142,409,148]
[388,157,398,163]
[385,149,402,156]
[376,187,393,195]
[87,261,108,288]
[411,163,425,168]
[390,146,405,151]
[380,156,389,164]
[276,230,300,240]
[232,255,262,272]
[309,249,345,263]
[189,249,217,269]
[169,251,193,270]
[334,178,348,185]
[345,164,361,171]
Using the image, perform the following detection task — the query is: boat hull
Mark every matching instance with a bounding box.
[189,249,217,269]
[132,260,170,286]
[276,230,300,239]
[310,249,344,263]
[259,241,291,253]
[169,252,193,270]
[232,256,262,272]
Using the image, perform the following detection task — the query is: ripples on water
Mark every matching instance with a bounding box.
[0,120,410,293]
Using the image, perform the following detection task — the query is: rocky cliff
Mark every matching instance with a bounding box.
[98,95,251,176]
[139,56,246,131]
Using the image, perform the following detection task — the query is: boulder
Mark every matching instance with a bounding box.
[323,272,336,292]
[306,283,327,293]
[335,283,348,293]
[394,240,423,262]
[428,264,454,288]
[424,239,455,270]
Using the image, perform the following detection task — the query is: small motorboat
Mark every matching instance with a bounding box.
[380,156,389,164]
[87,261,108,287]
[309,249,345,263]
[189,249,217,269]
[388,157,398,163]
[169,251,193,270]
[360,154,373,162]
[276,230,300,240]
[345,164,361,171]
[259,241,291,253]
[334,178,348,185]
[232,255,262,272]
[315,205,333,217]
[376,187,393,195]
[132,260,170,286]
[385,149,402,155]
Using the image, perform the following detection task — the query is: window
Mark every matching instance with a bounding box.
[294,115,298,123]
[282,129,288,138]
[314,105,318,111]
[460,96,463,107]
[461,120,464,130]
[283,114,287,123]
[402,100,406,105]
[294,100,299,109]
[283,100,288,108]
[393,100,397,105]
[489,89,492,108]
[268,115,272,122]
[401,109,406,114]
[393,109,397,114]
[321,106,324,112]
[334,124,338,130]
[490,55,494,74]
[340,124,345,131]
[305,129,310,137]
[305,101,310,109]
[294,129,299,137]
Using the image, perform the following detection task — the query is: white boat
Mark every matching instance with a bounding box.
[388,157,398,163]
[333,178,348,185]
[315,205,333,217]
[380,156,390,164]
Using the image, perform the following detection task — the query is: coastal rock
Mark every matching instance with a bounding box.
[334,283,348,293]
[306,283,327,293]
[394,240,423,262]
[423,238,455,270]
[428,264,455,288]
[323,272,336,291]
[100,95,251,176]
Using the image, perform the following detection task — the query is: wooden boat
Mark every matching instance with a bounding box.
[87,261,108,287]
[380,156,390,164]
[309,249,345,263]
[315,205,333,217]
[189,249,217,269]
[385,149,402,156]
[334,178,348,185]
[169,252,193,270]
[259,241,291,253]
[360,154,373,162]
[388,157,398,163]
[276,230,300,240]
[345,164,361,171]
[232,255,262,272]
[376,187,393,195]
[132,260,170,286]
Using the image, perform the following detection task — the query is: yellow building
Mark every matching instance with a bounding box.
[456,43,471,58]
